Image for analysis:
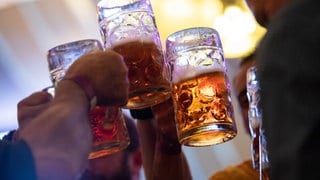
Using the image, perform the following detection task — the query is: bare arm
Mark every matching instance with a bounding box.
[150,99,192,180]
[136,99,192,180]
[136,119,156,180]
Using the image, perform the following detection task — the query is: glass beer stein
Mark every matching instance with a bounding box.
[166,27,237,147]
[247,66,270,180]
[97,0,171,109]
[47,39,130,159]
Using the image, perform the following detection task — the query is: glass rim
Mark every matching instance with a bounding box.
[47,39,102,55]
[46,38,103,73]
[97,0,148,9]
[166,27,219,43]
[165,27,222,56]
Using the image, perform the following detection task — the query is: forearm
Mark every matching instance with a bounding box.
[148,98,192,180]
[136,120,156,180]
[151,133,192,180]
[136,120,192,180]
[151,151,191,180]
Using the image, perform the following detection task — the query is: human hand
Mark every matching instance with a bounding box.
[12,91,53,142]
[64,50,129,106]
[19,83,92,179]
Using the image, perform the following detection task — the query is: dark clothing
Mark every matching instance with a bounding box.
[257,0,320,179]
[0,140,37,180]
[1,130,16,142]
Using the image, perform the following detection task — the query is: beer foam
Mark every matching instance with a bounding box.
[172,61,223,84]
[111,36,155,47]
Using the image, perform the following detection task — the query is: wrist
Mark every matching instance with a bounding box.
[61,75,97,109]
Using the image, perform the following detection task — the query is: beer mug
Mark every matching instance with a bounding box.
[246,66,270,179]
[166,27,237,147]
[97,0,171,109]
[47,39,130,159]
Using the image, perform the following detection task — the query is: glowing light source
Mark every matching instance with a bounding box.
[213,5,265,58]
[151,0,223,46]
[151,0,265,59]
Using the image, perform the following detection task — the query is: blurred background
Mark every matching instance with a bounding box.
[0,0,265,179]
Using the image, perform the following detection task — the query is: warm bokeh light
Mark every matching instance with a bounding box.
[150,0,266,59]
[214,5,265,58]
[150,0,223,44]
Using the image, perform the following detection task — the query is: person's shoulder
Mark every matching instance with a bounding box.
[1,130,17,142]
[209,160,259,180]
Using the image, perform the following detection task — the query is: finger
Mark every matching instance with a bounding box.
[17,91,53,127]
[18,91,53,107]
[18,102,52,128]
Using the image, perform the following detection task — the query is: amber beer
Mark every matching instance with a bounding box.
[172,71,237,146]
[112,39,171,109]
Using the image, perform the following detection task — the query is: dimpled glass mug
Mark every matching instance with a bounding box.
[166,27,237,147]
[97,0,171,109]
[47,39,130,159]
